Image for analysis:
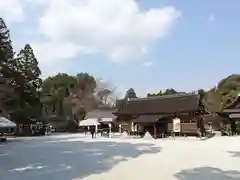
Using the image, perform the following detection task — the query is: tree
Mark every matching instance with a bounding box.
[0,76,15,115]
[41,73,77,94]
[68,73,97,113]
[41,72,97,128]
[204,89,223,113]
[125,88,137,99]
[0,18,16,114]
[162,88,178,95]
[60,73,97,132]
[0,18,15,68]
[217,74,240,95]
[147,88,180,97]
[76,73,96,93]
[41,73,77,117]
[71,73,97,112]
[11,44,42,122]
[95,78,116,106]
[147,90,163,97]
[50,86,68,117]
[216,74,240,108]
[16,44,42,89]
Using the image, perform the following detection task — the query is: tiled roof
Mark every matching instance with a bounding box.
[85,108,116,119]
[115,93,200,115]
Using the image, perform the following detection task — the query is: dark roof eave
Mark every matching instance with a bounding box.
[114,109,199,116]
[222,108,240,113]
[85,109,116,119]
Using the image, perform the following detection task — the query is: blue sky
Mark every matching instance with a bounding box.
[1,0,239,97]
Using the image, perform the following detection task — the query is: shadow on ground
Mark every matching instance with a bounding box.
[0,136,160,180]
[175,167,240,180]
[228,151,240,157]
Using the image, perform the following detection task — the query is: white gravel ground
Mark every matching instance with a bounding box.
[1,134,240,180]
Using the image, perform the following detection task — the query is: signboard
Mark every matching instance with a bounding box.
[229,113,240,118]
[173,118,181,132]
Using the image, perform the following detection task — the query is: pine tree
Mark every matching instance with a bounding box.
[0,18,14,64]
[14,44,42,119]
[0,18,16,114]
[125,88,137,99]
[16,44,42,89]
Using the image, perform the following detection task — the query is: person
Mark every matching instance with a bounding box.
[30,124,35,135]
[45,124,52,135]
[90,127,95,139]
[208,123,212,133]
[107,128,110,138]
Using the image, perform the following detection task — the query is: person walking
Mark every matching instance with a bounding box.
[90,127,95,139]
[84,127,88,135]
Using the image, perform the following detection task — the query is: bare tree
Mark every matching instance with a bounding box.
[95,78,117,107]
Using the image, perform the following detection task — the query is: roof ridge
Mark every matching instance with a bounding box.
[92,107,116,111]
[129,92,198,101]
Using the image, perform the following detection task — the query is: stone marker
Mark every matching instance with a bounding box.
[143,131,154,140]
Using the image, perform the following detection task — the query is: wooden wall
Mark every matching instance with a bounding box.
[116,115,133,133]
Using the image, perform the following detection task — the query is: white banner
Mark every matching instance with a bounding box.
[173,118,181,132]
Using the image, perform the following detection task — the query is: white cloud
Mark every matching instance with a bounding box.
[34,0,181,67]
[1,0,180,73]
[209,14,215,22]
[0,0,24,23]
[32,42,95,64]
[0,0,49,23]
[31,42,97,76]
[142,61,153,67]
[25,0,48,6]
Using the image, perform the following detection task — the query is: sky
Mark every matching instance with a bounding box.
[0,0,239,97]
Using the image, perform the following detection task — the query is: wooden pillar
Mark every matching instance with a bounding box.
[230,118,236,136]
[131,122,134,132]
[153,124,157,139]
[109,123,112,137]
[119,124,122,133]
[196,115,203,137]
[95,124,98,138]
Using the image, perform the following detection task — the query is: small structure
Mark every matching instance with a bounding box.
[114,93,208,138]
[79,118,100,126]
[0,116,16,128]
[0,116,16,141]
[143,131,154,140]
[80,106,117,135]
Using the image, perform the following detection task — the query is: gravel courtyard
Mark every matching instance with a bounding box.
[1,134,240,180]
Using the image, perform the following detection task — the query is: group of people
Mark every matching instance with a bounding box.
[84,126,110,139]
[30,123,52,136]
